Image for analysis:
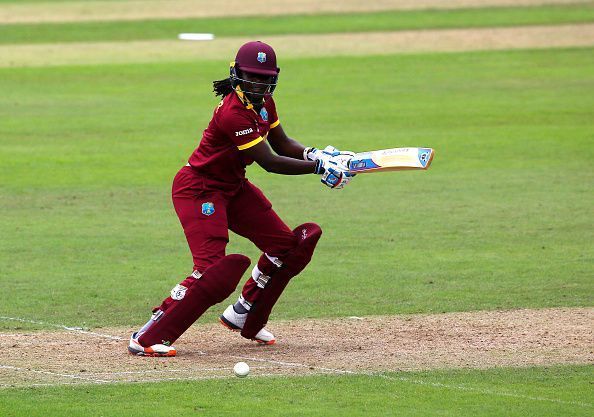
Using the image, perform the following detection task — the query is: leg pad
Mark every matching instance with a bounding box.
[139,254,250,347]
[241,223,322,339]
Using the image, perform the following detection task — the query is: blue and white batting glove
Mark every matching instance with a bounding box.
[304,145,355,164]
[314,157,354,190]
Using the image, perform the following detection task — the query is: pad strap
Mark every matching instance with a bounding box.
[252,265,271,289]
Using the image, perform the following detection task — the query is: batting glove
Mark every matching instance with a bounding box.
[304,145,355,165]
[314,157,354,190]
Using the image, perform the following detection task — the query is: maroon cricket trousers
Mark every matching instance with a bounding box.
[166,165,298,306]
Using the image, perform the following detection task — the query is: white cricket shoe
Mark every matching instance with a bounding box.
[128,332,177,357]
[219,305,276,345]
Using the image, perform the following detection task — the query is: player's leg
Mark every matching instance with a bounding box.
[129,169,236,356]
[220,181,296,344]
[147,191,229,315]
[129,254,250,356]
[230,182,298,306]
[239,222,321,340]
[221,222,322,343]
[221,181,322,343]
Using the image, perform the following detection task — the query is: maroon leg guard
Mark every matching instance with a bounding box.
[139,254,250,347]
[241,223,322,339]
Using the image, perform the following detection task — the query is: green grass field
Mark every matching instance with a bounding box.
[1,4,593,45]
[1,48,592,326]
[1,366,591,417]
[0,2,593,416]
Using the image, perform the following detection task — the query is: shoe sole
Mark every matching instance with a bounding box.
[127,346,176,357]
[219,317,275,345]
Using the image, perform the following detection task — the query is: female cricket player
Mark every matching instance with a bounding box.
[128,41,354,356]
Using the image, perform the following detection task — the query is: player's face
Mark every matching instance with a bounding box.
[240,71,275,103]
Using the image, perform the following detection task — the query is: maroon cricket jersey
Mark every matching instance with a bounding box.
[187,90,279,187]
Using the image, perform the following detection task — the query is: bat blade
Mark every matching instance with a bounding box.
[347,147,434,174]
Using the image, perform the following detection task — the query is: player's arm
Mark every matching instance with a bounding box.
[244,140,354,189]
[267,123,306,160]
[267,123,355,164]
[243,141,353,189]
[227,112,352,186]
[243,140,316,175]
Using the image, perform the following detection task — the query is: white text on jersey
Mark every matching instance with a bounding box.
[235,128,254,136]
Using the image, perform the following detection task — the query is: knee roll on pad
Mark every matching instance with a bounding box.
[241,223,322,339]
[138,254,250,347]
[279,223,322,274]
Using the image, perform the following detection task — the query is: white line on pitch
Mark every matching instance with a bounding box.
[1,369,348,389]
[230,355,355,375]
[85,366,276,376]
[0,382,83,388]
[0,364,110,384]
[0,316,124,340]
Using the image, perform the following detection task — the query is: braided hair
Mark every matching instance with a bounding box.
[213,78,234,98]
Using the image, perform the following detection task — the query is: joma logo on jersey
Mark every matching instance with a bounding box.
[235,128,254,136]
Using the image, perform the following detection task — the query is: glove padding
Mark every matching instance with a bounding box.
[305,145,355,167]
[314,156,354,190]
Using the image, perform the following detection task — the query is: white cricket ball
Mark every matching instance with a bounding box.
[233,361,250,377]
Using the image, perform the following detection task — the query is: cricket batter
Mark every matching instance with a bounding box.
[128,41,355,356]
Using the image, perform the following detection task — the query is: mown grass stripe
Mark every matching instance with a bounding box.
[0,4,593,45]
[0,366,591,416]
[2,0,592,24]
[2,25,593,68]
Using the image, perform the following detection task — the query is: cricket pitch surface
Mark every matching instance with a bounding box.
[0,307,591,387]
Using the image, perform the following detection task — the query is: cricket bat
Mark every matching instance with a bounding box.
[347,147,435,174]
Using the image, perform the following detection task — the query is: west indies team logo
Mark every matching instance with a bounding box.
[257,52,267,63]
[260,107,268,121]
[170,284,187,300]
[201,202,215,216]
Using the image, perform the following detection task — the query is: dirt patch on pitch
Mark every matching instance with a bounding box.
[0,307,592,387]
[0,0,591,24]
[2,23,594,68]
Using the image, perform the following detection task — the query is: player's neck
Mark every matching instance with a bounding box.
[234,86,264,112]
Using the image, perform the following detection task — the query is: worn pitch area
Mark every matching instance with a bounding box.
[0,308,591,387]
